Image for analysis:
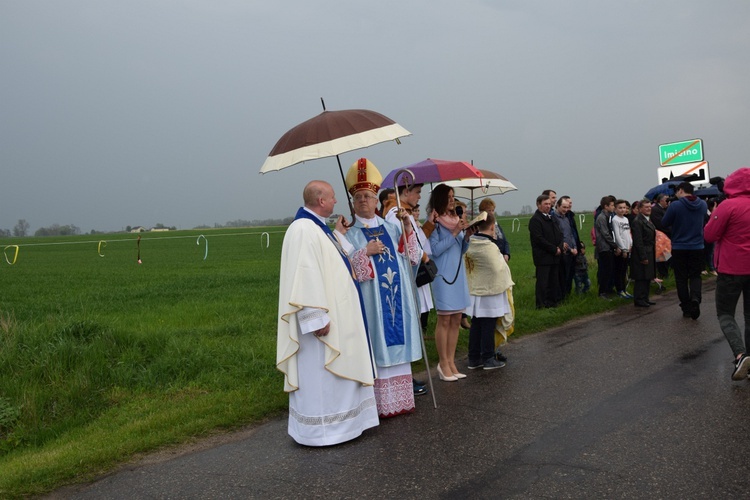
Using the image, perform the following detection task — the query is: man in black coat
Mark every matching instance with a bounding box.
[529,194,563,308]
[630,198,657,307]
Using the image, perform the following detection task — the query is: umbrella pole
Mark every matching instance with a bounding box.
[394,171,437,409]
[334,154,356,226]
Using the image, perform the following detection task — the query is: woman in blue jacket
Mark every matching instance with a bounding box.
[428,184,474,382]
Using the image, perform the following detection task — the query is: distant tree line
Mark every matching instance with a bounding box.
[195,218,295,229]
[1,219,95,238]
[34,224,81,237]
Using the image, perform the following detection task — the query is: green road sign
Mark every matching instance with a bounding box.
[659,139,703,166]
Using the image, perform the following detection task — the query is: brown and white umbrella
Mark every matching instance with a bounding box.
[260,108,410,173]
[259,101,411,220]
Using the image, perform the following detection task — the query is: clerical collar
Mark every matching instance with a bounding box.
[355,215,380,228]
[303,207,327,224]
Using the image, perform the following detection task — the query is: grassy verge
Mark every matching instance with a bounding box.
[0,218,672,497]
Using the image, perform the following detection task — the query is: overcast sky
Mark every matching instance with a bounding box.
[2,1,749,234]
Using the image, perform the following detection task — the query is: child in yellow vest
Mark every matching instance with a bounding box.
[464,212,515,370]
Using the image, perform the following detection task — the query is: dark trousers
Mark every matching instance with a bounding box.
[597,251,615,295]
[613,254,630,293]
[657,260,670,278]
[704,242,716,271]
[468,316,499,363]
[559,253,575,299]
[535,264,560,308]
[715,273,750,358]
[671,249,704,311]
[633,279,650,304]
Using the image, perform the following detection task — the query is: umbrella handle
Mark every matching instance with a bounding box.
[332,154,357,227]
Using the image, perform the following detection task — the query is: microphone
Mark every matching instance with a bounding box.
[455,206,464,218]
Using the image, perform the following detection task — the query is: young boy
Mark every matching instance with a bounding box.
[594,195,619,299]
[464,213,514,370]
[574,242,591,293]
[612,199,633,299]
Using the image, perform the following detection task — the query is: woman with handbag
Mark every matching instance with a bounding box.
[427,184,474,382]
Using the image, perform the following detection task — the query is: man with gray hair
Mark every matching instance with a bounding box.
[553,196,577,299]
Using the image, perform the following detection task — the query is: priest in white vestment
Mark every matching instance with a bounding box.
[340,159,423,418]
[276,180,379,446]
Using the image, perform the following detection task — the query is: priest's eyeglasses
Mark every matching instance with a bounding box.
[353,193,377,202]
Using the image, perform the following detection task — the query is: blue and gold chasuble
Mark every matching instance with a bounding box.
[346,217,422,368]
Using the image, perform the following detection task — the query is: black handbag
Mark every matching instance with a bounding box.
[416,259,438,287]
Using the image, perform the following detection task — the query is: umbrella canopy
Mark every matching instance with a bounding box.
[259,108,411,173]
[381,158,483,189]
[644,181,680,201]
[444,169,518,201]
[644,179,720,201]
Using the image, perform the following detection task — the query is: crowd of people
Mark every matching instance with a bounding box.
[275,160,750,447]
[529,184,717,312]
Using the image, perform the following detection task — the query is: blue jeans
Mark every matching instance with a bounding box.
[715,273,750,357]
[574,272,591,293]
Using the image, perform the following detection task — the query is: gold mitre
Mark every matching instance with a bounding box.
[346,158,382,195]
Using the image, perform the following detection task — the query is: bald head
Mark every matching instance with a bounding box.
[303,180,336,217]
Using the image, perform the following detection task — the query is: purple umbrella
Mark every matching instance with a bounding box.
[382,158,483,188]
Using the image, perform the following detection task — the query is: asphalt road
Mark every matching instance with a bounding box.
[49,279,749,499]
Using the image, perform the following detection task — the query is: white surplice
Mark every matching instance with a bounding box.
[277,213,379,446]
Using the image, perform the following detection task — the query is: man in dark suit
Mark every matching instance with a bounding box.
[630,198,657,308]
[529,194,563,308]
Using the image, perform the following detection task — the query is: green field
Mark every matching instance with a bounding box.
[0,215,642,497]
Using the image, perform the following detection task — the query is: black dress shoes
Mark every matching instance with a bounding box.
[647,300,657,305]
[634,301,650,308]
[413,380,428,395]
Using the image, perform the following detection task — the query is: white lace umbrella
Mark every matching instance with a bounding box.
[444,169,517,213]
